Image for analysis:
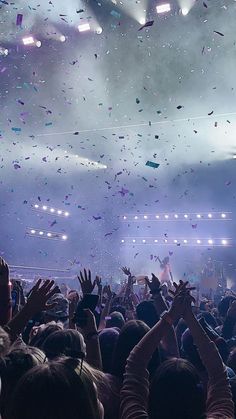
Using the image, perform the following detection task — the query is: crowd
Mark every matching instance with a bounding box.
[0,257,236,419]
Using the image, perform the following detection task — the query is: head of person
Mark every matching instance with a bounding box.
[136,300,159,328]
[149,358,205,419]
[0,346,45,417]
[99,328,119,373]
[43,293,69,325]
[228,348,236,374]
[218,296,236,320]
[106,311,125,330]
[29,321,63,348]
[6,357,103,419]
[112,320,149,380]
[42,329,86,360]
[0,327,10,357]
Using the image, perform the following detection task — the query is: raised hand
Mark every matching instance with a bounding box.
[145,273,161,295]
[0,257,10,285]
[169,280,195,322]
[26,279,58,315]
[78,269,96,295]
[103,284,113,299]
[122,266,132,277]
[95,275,102,295]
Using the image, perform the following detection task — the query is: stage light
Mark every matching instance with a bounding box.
[174,214,179,218]
[184,214,188,219]
[30,229,36,234]
[121,239,125,243]
[233,155,236,159]
[50,208,55,213]
[142,239,146,243]
[42,206,47,210]
[139,17,146,25]
[123,216,127,220]
[183,239,188,244]
[34,204,39,208]
[155,215,160,219]
[39,231,44,236]
[154,239,158,243]
[208,239,213,245]
[197,214,201,218]
[47,233,52,237]
[0,47,8,56]
[78,23,90,32]
[57,210,62,215]
[96,27,103,35]
[35,41,42,48]
[134,216,138,220]
[208,213,212,218]
[164,239,168,243]
[222,239,228,245]
[174,239,178,243]
[144,215,148,219]
[181,7,189,16]
[64,212,69,217]
[132,239,136,243]
[22,36,35,45]
[197,240,201,244]
[164,214,169,219]
[60,35,66,42]
[221,213,226,218]
[156,3,171,13]
[62,235,67,240]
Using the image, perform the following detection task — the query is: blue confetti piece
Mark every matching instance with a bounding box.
[146,161,160,169]
[12,127,21,132]
[45,122,52,126]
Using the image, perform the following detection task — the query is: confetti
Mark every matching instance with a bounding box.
[138,20,154,31]
[16,13,23,26]
[146,161,160,169]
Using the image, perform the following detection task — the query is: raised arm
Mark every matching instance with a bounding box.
[0,258,12,326]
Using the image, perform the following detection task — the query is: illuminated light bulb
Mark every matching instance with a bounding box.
[174,214,178,218]
[96,27,103,34]
[47,233,52,237]
[142,239,146,243]
[34,204,39,208]
[208,239,213,245]
[221,213,226,218]
[57,210,62,215]
[78,23,91,32]
[42,206,47,210]
[134,216,138,220]
[30,229,36,234]
[181,7,189,16]
[155,215,160,219]
[222,239,227,245]
[35,40,42,48]
[164,214,169,219]
[62,235,67,240]
[183,239,188,244]
[123,216,127,220]
[132,239,136,243]
[174,239,178,243]
[60,35,66,42]
[208,213,212,218]
[197,214,201,218]
[154,239,158,243]
[121,239,125,243]
[39,231,44,236]
[64,212,69,217]
[139,17,146,25]
[184,214,188,219]
[156,3,171,14]
[50,208,55,213]
[144,215,148,219]
[197,240,201,244]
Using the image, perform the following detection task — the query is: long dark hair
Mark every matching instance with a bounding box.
[6,357,102,419]
[149,358,205,419]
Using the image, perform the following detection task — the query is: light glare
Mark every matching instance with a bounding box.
[78,23,90,32]
[22,36,34,45]
[181,7,189,16]
[156,3,171,14]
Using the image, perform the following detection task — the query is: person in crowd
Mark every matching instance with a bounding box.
[0,257,235,419]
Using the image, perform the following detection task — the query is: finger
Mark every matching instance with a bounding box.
[169,290,175,296]
[173,282,178,289]
[33,279,42,291]
[88,270,91,283]
[46,287,58,300]
[79,271,84,284]
[84,269,87,282]
[145,277,151,285]
[45,302,58,310]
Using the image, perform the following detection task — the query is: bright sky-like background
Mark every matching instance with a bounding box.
[0,0,236,281]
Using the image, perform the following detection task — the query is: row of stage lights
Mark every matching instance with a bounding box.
[33,204,69,217]
[122,212,231,221]
[0,4,193,55]
[26,228,67,241]
[121,238,232,246]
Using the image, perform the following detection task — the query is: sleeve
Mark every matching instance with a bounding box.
[120,346,149,419]
[199,341,234,419]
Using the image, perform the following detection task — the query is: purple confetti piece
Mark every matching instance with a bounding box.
[16,13,23,26]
